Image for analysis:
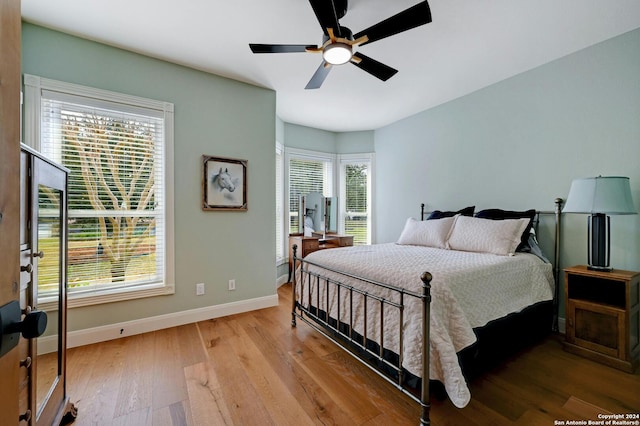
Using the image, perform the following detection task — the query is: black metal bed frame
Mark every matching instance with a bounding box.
[291,199,563,425]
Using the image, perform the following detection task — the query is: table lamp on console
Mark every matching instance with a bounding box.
[563,176,637,271]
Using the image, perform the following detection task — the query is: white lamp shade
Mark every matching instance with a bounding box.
[563,176,637,215]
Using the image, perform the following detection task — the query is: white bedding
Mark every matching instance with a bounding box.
[294,243,554,408]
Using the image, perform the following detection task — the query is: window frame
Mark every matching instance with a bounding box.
[338,153,375,245]
[275,141,286,265]
[23,74,175,309]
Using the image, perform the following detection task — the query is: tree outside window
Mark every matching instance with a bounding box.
[344,163,369,245]
[61,111,159,286]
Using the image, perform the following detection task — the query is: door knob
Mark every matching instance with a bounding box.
[15,310,48,339]
[0,300,48,358]
[20,263,33,273]
[33,251,44,259]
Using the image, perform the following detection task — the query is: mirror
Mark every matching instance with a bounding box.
[36,183,62,417]
[301,191,323,237]
[325,196,337,234]
[299,192,338,237]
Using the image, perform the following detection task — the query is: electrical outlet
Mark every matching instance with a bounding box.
[228,279,236,291]
[196,282,205,295]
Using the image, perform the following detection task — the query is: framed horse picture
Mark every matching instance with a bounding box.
[202,155,248,211]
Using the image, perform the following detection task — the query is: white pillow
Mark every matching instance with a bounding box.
[447,215,529,256]
[396,216,455,249]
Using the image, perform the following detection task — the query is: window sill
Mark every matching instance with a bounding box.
[38,284,175,311]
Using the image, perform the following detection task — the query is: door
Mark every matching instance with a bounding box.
[31,156,69,426]
[0,0,23,423]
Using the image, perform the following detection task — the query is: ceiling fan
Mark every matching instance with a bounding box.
[249,0,432,89]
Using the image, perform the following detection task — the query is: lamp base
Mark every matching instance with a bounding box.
[587,214,611,272]
[587,264,613,272]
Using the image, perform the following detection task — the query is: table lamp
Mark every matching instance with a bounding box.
[563,176,637,271]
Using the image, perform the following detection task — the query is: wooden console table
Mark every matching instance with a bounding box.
[287,233,353,282]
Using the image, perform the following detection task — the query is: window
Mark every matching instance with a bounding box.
[340,154,374,245]
[284,148,335,237]
[277,147,373,255]
[275,142,284,263]
[24,75,174,307]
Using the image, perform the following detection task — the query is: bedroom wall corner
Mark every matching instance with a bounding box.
[21,22,278,333]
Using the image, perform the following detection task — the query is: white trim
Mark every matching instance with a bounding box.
[338,153,374,162]
[25,74,173,113]
[23,74,42,151]
[276,273,289,287]
[284,146,337,163]
[558,317,566,334]
[275,141,285,262]
[38,294,279,354]
[337,152,375,244]
[38,282,175,311]
[164,98,176,299]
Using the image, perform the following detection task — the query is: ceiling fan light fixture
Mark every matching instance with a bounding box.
[323,43,352,65]
[249,1,433,89]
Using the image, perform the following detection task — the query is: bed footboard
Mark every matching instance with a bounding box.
[291,245,433,425]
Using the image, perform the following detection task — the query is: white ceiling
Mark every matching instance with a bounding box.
[22,0,640,132]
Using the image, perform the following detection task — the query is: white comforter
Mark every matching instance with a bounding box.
[295,243,554,408]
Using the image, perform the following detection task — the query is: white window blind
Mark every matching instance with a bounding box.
[286,150,334,236]
[25,74,175,306]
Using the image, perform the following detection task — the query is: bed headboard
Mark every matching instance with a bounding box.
[420,198,564,331]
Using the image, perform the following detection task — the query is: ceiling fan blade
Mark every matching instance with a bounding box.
[305,61,332,89]
[351,52,398,81]
[249,44,317,54]
[308,0,343,37]
[353,1,432,46]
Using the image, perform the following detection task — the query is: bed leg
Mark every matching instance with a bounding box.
[291,244,298,328]
[420,271,432,426]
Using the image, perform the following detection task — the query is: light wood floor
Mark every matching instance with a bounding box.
[65,284,640,425]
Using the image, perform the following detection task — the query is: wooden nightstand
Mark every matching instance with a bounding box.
[287,233,353,282]
[564,265,640,373]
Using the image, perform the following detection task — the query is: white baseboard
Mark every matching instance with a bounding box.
[38,294,279,354]
[558,317,566,334]
[276,273,289,287]
[38,298,566,354]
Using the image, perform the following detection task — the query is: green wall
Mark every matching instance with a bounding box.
[336,130,375,154]
[283,123,336,152]
[282,122,374,154]
[374,28,640,316]
[22,23,277,331]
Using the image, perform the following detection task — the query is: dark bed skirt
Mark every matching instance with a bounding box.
[458,299,553,379]
[298,299,553,396]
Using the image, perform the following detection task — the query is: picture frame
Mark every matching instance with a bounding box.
[202,155,247,211]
